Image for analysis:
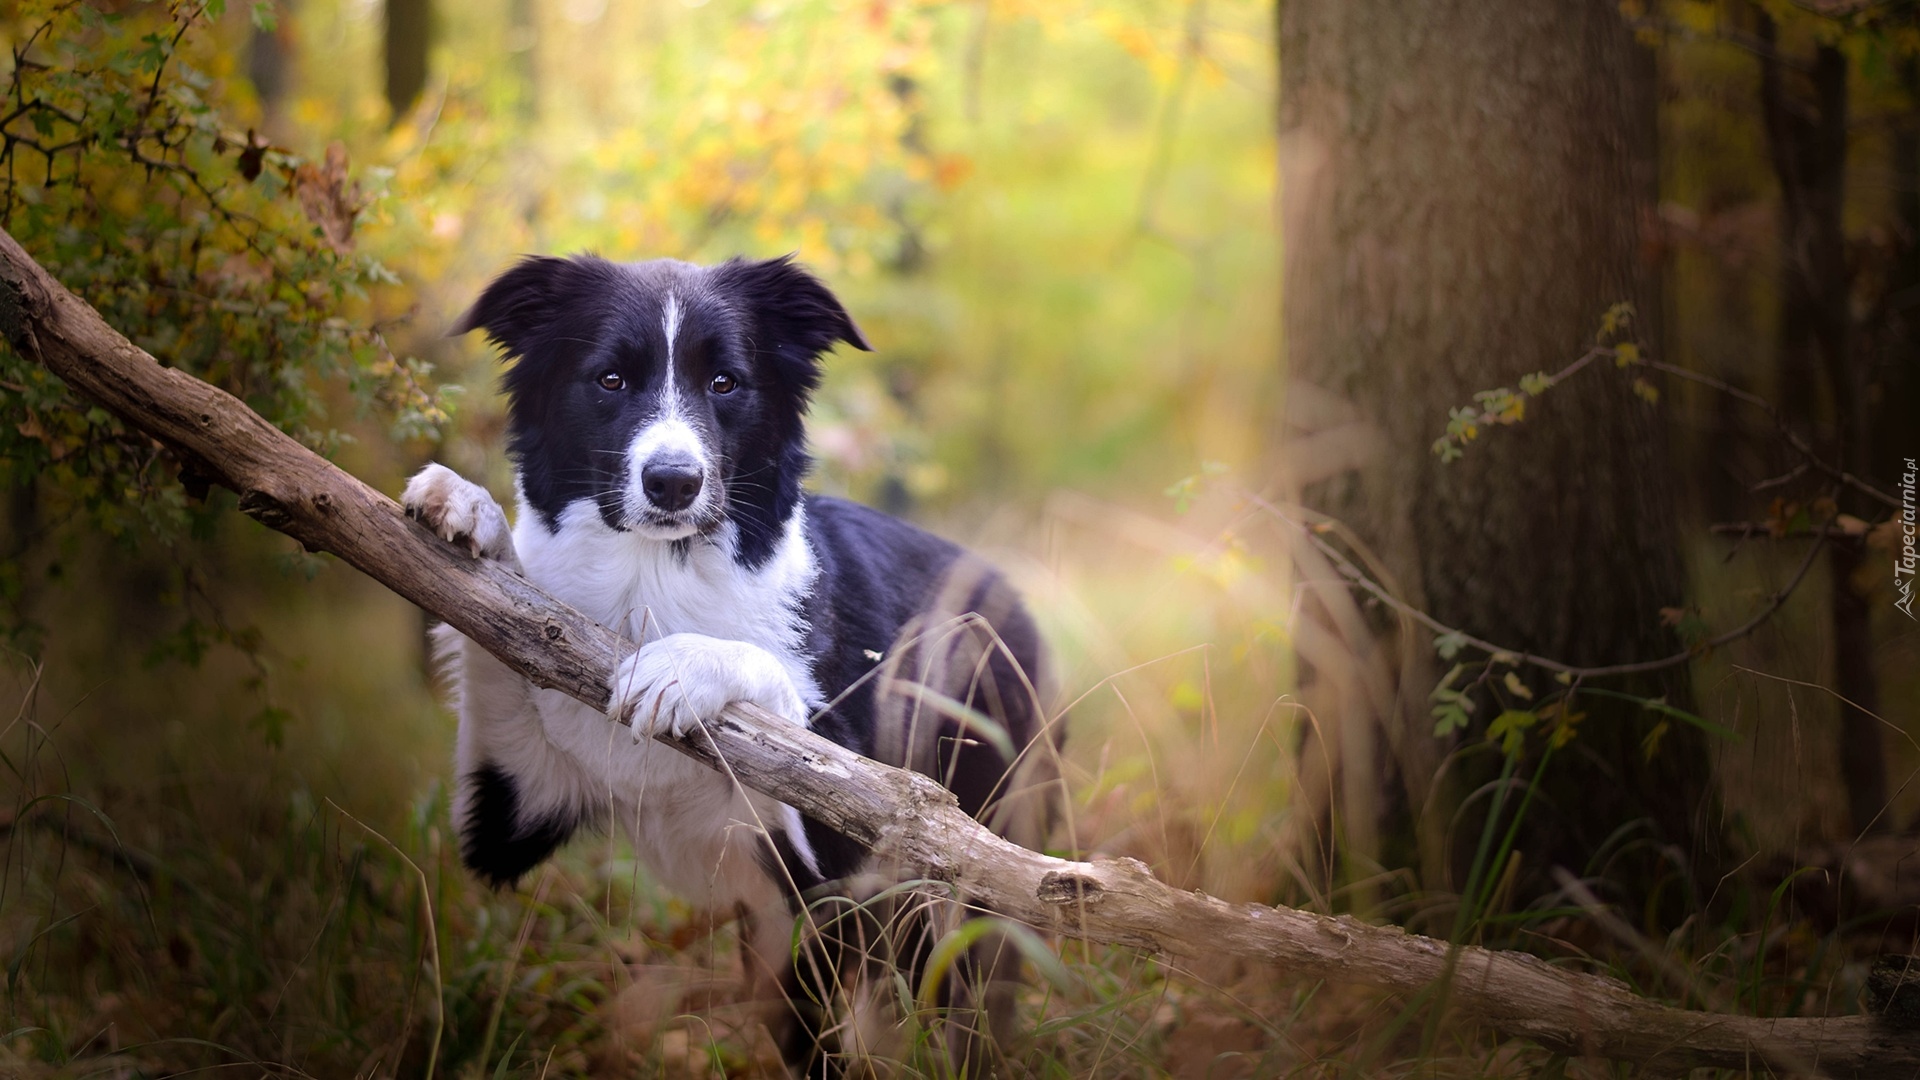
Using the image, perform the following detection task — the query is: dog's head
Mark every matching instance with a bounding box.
[454,254,869,566]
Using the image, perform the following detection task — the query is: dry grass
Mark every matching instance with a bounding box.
[0,483,1910,1079]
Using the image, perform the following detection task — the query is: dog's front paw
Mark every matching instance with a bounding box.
[402,463,516,563]
[608,634,808,739]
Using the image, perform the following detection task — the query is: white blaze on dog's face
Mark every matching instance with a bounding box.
[617,292,719,540]
[451,254,870,567]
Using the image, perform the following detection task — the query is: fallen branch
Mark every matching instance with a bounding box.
[1,227,1915,1077]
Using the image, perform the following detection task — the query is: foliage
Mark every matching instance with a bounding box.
[0,0,448,567]
[279,0,1276,506]
[1430,303,1645,463]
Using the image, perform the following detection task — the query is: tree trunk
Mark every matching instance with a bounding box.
[246,1,295,136]
[1878,58,1920,480]
[1278,0,1710,904]
[1755,12,1886,838]
[384,0,431,123]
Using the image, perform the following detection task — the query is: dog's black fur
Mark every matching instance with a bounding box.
[408,253,1060,1075]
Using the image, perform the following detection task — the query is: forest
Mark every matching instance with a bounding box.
[0,0,1916,1076]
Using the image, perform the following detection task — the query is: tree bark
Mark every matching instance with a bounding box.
[1278,0,1711,898]
[384,0,430,123]
[246,0,294,136]
[1,230,1917,1074]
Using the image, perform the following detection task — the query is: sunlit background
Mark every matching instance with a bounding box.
[4,0,1918,1076]
[3,1,1306,1075]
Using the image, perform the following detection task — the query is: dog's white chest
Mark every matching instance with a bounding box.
[515,497,814,661]
[508,495,820,904]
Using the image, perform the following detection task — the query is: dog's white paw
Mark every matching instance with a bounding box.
[608,634,808,739]
[402,463,516,563]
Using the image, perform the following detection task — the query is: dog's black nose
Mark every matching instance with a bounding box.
[641,461,703,512]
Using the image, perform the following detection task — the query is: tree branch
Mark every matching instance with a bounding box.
[1259,494,1837,681]
[0,226,1915,1076]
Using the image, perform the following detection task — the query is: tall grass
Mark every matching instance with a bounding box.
[1,478,1905,1079]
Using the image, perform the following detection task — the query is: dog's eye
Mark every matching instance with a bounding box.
[709,372,738,395]
[597,372,625,391]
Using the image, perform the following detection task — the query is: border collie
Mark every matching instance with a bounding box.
[402,253,1060,1074]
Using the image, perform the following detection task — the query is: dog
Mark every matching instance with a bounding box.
[402,253,1060,1075]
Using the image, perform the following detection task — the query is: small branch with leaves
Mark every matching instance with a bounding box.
[1257,492,1834,685]
[1432,302,1898,512]
[1390,300,1902,741]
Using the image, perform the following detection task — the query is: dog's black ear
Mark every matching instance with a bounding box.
[451,254,616,358]
[712,256,872,383]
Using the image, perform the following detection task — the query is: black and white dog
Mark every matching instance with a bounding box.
[402,253,1058,1073]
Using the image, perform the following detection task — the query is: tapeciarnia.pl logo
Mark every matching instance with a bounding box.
[1898,457,1917,620]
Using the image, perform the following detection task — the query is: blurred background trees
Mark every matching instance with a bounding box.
[0,0,1915,1075]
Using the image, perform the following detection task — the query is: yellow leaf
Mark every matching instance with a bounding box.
[1503,671,1534,701]
[1550,709,1586,749]
[1641,718,1671,761]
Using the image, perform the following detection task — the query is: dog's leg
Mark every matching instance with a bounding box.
[401,462,522,570]
[878,572,1056,1076]
[407,464,585,887]
[773,888,893,1080]
[605,632,808,739]
[606,632,826,877]
[604,635,863,1073]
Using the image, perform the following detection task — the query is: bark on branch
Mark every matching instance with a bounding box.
[1,227,1913,1077]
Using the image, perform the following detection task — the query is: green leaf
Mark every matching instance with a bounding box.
[1641,718,1671,761]
[1577,688,1740,742]
[1432,702,1470,738]
[1434,631,1468,661]
[1486,709,1538,757]
[918,918,1067,1012]
[251,705,293,748]
[492,1032,527,1080]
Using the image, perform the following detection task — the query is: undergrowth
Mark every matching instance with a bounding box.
[0,613,1902,1079]
[0,484,1908,1079]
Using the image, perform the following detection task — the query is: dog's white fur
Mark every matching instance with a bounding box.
[403,462,823,909]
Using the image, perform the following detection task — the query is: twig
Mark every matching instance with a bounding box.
[1441,337,1897,511]
[1639,358,1898,510]
[1709,520,1868,539]
[1729,665,1915,753]
[1751,462,1811,493]
[1255,493,1833,680]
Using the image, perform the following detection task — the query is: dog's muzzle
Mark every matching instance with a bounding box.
[641,456,703,513]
